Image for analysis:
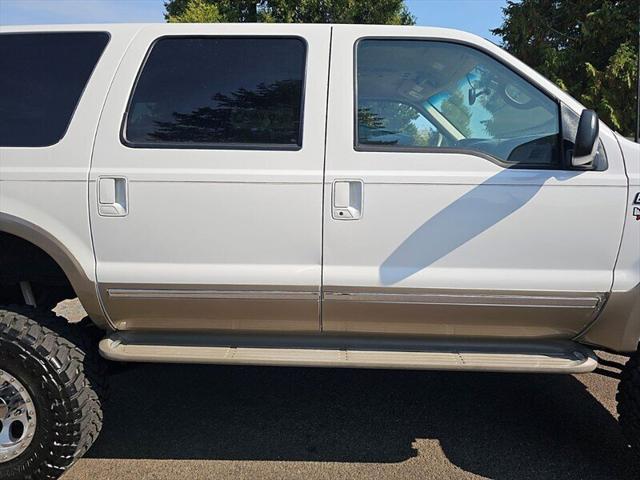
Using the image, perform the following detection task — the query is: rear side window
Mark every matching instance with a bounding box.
[124,37,307,149]
[0,32,109,147]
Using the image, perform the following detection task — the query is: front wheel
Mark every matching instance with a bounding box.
[618,347,640,451]
[0,307,105,479]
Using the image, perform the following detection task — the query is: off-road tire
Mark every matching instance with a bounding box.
[617,347,640,450]
[0,307,106,479]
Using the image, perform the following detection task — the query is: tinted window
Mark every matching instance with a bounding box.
[125,37,306,149]
[356,40,561,167]
[359,100,449,148]
[0,32,109,147]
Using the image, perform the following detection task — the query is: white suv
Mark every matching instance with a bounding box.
[0,23,639,479]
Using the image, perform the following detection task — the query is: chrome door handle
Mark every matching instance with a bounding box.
[98,176,128,217]
[332,179,363,220]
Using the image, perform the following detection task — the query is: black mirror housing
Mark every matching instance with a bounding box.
[573,109,599,158]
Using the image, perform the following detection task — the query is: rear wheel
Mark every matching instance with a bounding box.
[0,307,105,479]
[618,347,640,450]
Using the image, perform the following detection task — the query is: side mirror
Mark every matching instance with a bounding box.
[572,109,599,166]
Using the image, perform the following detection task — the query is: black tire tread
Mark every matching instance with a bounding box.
[0,306,106,479]
[617,346,640,450]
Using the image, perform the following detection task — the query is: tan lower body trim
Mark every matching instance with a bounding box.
[99,282,605,340]
[100,284,320,332]
[578,282,640,352]
[322,287,605,339]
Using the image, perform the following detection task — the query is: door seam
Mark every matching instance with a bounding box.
[87,26,145,331]
[319,26,334,333]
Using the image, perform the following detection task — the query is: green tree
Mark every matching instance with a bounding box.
[150,80,302,143]
[166,0,221,22]
[492,0,639,137]
[439,90,472,137]
[358,102,437,146]
[165,0,415,25]
[166,0,259,22]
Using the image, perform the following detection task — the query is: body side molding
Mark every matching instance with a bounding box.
[108,288,320,301]
[323,290,604,308]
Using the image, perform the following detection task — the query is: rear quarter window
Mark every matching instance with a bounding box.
[0,32,110,147]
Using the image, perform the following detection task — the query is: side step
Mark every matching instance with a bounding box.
[99,333,598,374]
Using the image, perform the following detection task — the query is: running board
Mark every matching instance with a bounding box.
[99,333,598,374]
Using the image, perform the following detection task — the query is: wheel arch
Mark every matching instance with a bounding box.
[0,212,110,330]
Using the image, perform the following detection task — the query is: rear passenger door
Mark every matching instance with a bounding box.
[322,26,627,339]
[90,25,330,332]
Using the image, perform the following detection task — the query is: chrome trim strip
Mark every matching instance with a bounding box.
[322,291,603,309]
[107,288,319,301]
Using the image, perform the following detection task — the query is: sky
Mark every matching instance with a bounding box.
[0,0,506,41]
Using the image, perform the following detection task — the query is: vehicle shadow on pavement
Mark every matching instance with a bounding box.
[88,363,638,480]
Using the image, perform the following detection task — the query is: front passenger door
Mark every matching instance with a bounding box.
[322,28,627,339]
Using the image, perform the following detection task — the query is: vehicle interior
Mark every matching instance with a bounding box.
[356,39,562,167]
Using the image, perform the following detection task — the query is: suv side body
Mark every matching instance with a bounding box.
[0,23,638,354]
